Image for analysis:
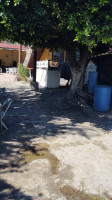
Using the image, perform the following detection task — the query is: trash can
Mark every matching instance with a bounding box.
[94,85,111,112]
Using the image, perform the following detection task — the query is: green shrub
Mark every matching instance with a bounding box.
[18,63,29,81]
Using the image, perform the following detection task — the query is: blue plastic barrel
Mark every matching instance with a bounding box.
[94,85,111,112]
[88,71,98,93]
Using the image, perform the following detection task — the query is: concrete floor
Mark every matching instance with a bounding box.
[0,76,112,200]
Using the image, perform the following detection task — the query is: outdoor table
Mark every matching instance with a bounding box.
[9,67,18,75]
[12,67,18,74]
[9,68,14,74]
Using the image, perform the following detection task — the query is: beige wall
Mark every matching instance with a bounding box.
[39,48,67,62]
[39,49,52,61]
[0,49,26,66]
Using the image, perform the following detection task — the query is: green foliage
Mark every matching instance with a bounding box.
[18,64,29,81]
[101,198,106,200]
[0,0,111,53]
[0,0,111,91]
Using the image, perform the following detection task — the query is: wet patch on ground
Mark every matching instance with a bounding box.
[60,185,107,200]
[22,142,59,174]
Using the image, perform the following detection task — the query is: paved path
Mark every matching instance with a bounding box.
[0,77,112,200]
[0,73,16,82]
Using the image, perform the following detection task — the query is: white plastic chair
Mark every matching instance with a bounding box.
[6,68,9,73]
[0,68,2,73]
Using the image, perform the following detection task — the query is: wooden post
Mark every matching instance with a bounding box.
[33,50,37,82]
[18,44,22,68]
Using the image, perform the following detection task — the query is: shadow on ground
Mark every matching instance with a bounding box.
[0,86,112,199]
[0,179,33,200]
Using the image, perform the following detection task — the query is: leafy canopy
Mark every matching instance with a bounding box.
[0,0,112,52]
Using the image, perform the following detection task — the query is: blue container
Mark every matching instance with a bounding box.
[94,85,111,112]
[88,71,98,93]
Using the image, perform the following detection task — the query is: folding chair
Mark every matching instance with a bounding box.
[1,98,12,131]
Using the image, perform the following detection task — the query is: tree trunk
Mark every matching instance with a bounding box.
[70,68,83,92]
[67,46,89,95]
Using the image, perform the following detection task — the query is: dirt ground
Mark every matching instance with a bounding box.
[0,73,112,200]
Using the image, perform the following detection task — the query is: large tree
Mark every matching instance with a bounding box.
[0,0,112,93]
